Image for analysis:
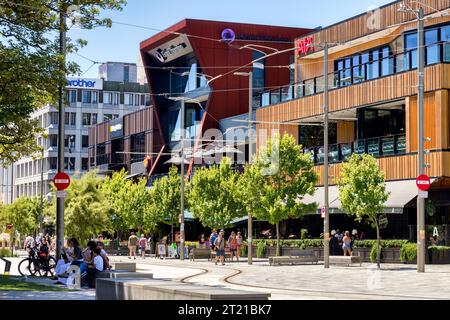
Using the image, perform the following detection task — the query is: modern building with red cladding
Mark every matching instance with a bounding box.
[136,19,312,175]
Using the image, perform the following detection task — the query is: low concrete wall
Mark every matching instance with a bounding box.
[96,270,153,280]
[96,279,270,300]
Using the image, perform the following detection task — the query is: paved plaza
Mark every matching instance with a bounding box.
[2,256,450,300]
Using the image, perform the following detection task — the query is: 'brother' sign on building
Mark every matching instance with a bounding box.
[66,77,103,90]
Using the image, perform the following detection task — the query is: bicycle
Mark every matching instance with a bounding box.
[18,248,56,277]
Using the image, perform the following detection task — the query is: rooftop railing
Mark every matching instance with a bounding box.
[254,42,450,109]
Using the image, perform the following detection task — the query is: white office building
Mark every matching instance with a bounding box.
[0,77,151,204]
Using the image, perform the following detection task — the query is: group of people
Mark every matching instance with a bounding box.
[55,235,110,288]
[127,232,151,259]
[205,229,243,265]
[329,229,361,256]
[24,233,56,257]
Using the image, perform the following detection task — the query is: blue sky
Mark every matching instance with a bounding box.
[68,0,394,78]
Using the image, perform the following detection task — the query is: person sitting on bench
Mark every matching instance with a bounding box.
[83,247,103,288]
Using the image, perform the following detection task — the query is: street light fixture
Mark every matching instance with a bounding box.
[398,2,426,273]
[306,41,343,269]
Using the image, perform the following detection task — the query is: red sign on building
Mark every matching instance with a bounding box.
[296,36,314,56]
[416,174,431,191]
[53,172,71,191]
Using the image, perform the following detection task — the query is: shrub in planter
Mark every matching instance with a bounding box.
[300,229,308,240]
[400,243,417,262]
[256,241,267,258]
[240,242,248,256]
[0,248,16,257]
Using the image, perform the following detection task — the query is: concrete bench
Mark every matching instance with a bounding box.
[189,248,212,261]
[96,279,270,300]
[269,255,319,266]
[110,262,136,272]
[96,270,153,280]
[329,255,363,267]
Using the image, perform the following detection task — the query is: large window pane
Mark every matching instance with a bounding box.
[426,29,440,64]
[82,91,91,104]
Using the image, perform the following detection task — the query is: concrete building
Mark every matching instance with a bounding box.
[0,76,150,204]
[99,62,138,83]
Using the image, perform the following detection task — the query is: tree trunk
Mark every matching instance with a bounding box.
[171,224,174,243]
[276,222,280,257]
[375,218,381,270]
[10,233,14,257]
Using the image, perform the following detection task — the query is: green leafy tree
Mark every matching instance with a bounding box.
[244,134,318,256]
[0,197,40,254]
[189,157,245,229]
[146,167,183,241]
[102,169,150,237]
[47,171,110,245]
[0,1,126,165]
[337,154,390,269]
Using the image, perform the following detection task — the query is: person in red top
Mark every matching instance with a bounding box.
[228,231,238,262]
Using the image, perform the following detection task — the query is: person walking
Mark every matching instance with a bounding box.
[128,232,138,260]
[342,231,352,256]
[228,231,237,262]
[214,230,226,266]
[138,234,148,259]
[236,232,243,261]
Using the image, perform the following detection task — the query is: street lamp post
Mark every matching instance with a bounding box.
[180,99,186,261]
[398,3,426,273]
[233,71,254,265]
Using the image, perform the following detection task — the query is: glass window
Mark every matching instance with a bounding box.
[82,135,89,148]
[82,90,92,104]
[145,94,151,106]
[64,157,75,171]
[49,135,58,147]
[252,52,265,94]
[114,93,120,105]
[304,79,315,96]
[135,94,140,106]
[81,158,89,171]
[66,90,77,104]
[104,92,113,104]
[82,113,90,126]
[49,157,57,170]
[92,91,98,104]
[92,113,97,125]
[405,33,418,69]
[64,135,76,149]
[443,25,450,62]
[50,112,58,125]
[124,93,133,105]
[352,55,363,83]
[425,29,440,65]
[381,47,393,76]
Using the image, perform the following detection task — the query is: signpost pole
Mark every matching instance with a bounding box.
[417,7,425,273]
[56,5,67,262]
[180,99,185,261]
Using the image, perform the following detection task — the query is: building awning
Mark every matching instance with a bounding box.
[301,180,431,215]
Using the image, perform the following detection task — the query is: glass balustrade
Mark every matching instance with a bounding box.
[256,42,449,109]
[305,134,406,165]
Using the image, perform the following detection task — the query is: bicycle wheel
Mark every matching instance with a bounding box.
[18,258,38,277]
[43,256,57,277]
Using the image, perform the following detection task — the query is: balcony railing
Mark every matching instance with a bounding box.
[254,42,450,109]
[305,134,406,165]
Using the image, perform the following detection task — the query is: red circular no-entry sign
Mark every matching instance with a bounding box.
[416,174,431,191]
[53,172,71,191]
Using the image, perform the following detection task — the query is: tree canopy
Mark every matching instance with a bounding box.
[189,157,245,229]
[337,153,390,268]
[244,134,318,255]
[0,0,126,166]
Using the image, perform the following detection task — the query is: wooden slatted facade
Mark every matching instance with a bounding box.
[256,0,450,186]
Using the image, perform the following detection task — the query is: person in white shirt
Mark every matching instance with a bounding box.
[83,247,104,288]
[24,235,35,252]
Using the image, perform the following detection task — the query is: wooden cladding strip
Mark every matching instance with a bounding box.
[257,64,449,131]
[314,151,450,185]
[124,107,153,136]
[310,0,450,49]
